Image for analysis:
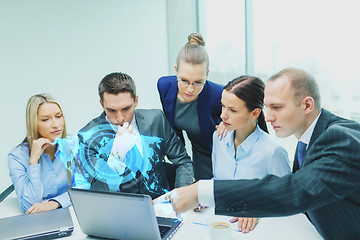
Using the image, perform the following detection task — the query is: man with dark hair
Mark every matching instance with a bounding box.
[78,72,194,198]
[160,68,360,239]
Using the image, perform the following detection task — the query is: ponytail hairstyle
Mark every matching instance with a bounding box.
[224,76,268,133]
[176,33,209,72]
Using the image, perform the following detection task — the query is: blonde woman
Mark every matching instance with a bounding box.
[8,94,88,214]
[157,33,223,181]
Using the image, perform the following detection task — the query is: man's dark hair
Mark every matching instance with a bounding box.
[98,72,136,101]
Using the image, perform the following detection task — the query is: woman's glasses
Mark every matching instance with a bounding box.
[177,79,205,88]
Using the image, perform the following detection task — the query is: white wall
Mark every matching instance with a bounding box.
[0,0,171,192]
[166,0,199,74]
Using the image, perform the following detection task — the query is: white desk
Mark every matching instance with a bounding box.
[0,192,323,240]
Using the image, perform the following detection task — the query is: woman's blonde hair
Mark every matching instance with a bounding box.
[176,33,209,71]
[26,93,67,150]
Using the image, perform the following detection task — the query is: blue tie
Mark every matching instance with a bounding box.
[297,141,307,167]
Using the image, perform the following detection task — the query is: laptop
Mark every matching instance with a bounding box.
[68,188,182,240]
[0,207,73,240]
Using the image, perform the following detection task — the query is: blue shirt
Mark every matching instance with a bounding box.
[212,125,291,180]
[8,138,89,211]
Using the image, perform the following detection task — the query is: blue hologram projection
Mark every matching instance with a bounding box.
[54,136,79,167]
[53,136,90,189]
[55,123,170,196]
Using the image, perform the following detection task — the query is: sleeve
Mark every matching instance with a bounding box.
[157,76,168,109]
[198,180,215,207]
[160,111,194,187]
[267,146,291,177]
[48,192,71,208]
[213,124,360,217]
[211,132,218,179]
[209,82,224,126]
[8,150,44,211]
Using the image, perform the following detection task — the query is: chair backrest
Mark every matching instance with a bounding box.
[0,184,15,203]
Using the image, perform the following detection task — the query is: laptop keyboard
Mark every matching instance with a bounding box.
[158,225,172,237]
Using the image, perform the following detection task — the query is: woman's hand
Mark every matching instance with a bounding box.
[25,200,60,214]
[29,138,53,165]
[215,121,228,138]
[229,217,259,233]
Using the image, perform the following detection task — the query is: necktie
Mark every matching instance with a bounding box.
[297,141,307,167]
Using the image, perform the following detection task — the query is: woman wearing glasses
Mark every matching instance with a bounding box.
[157,33,223,181]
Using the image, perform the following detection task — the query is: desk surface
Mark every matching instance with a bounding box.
[0,193,323,240]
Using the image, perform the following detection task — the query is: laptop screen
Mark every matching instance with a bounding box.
[68,188,181,240]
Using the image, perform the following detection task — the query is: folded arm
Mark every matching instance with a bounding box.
[8,153,44,211]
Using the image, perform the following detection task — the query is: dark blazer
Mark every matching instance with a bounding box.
[213,109,360,240]
[77,109,194,198]
[157,75,223,152]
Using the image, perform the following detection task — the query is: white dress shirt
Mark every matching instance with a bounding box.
[199,112,321,207]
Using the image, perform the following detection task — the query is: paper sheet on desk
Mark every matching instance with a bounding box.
[154,202,177,217]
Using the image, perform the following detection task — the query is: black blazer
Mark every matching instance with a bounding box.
[77,109,194,198]
[213,109,360,240]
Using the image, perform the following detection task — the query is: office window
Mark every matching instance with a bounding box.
[251,0,360,122]
[198,0,246,85]
[200,0,360,122]
[199,0,360,160]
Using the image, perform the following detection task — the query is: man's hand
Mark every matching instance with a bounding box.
[26,200,60,214]
[154,182,199,215]
[113,122,137,153]
[229,217,259,233]
[108,122,138,173]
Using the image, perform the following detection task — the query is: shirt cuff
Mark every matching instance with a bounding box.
[198,180,215,207]
[49,192,71,208]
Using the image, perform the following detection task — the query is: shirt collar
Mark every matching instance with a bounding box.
[129,115,139,132]
[225,130,235,148]
[298,110,322,145]
[41,144,61,160]
[225,125,262,153]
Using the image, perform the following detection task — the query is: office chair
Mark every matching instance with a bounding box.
[0,184,15,203]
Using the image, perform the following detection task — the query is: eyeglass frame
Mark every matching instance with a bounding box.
[177,78,205,88]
